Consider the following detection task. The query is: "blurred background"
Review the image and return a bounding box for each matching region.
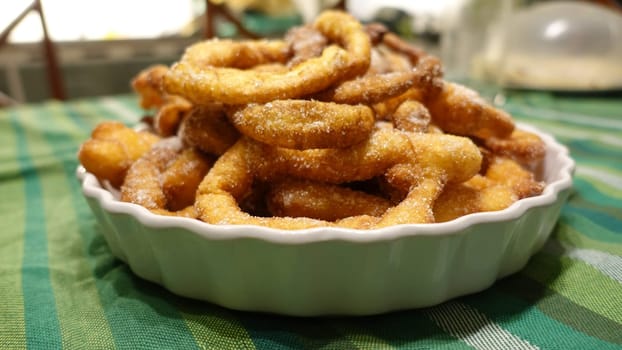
[1,0,621,105]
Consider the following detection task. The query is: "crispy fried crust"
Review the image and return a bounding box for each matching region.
[81,11,548,228]
[120,139,212,217]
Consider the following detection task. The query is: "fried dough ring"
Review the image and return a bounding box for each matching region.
[131,65,192,137]
[312,71,418,105]
[164,11,371,105]
[365,23,390,45]
[318,50,443,108]
[181,38,290,68]
[248,127,414,184]
[78,121,160,188]
[372,87,426,120]
[426,82,515,139]
[227,100,375,149]
[363,54,441,131]
[390,99,431,133]
[382,32,428,65]
[433,156,544,222]
[368,32,445,97]
[284,25,327,67]
[178,105,240,155]
[267,179,392,221]
[368,45,412,75]
[120,138,212,217]
[312,10,371,79]
[131,64,169,109]
[195,127,481,229]
[164,46,350,105]
[153,95,193,137]
[161,147,214,212]
[485,157,545,199]
[433,175,517,223]
[482,129,546,167]
[382,131,484,195]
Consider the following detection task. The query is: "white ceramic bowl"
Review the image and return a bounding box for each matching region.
[77,123,574,316]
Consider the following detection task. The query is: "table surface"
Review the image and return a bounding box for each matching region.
[0,91,621,349]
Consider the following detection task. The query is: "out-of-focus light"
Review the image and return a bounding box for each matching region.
[1,0,195,42]
[543,19,568,40]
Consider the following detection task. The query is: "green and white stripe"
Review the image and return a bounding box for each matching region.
[0,92,620,349]
[425,302,539,350]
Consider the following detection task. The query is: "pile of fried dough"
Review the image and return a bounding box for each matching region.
[78,10,546,230]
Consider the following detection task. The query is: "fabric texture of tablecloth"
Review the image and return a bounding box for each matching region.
[0,92,620,349]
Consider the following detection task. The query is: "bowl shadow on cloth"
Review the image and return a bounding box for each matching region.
[86,223,566,347]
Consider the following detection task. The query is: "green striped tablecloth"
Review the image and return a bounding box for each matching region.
[1,92,620,349]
